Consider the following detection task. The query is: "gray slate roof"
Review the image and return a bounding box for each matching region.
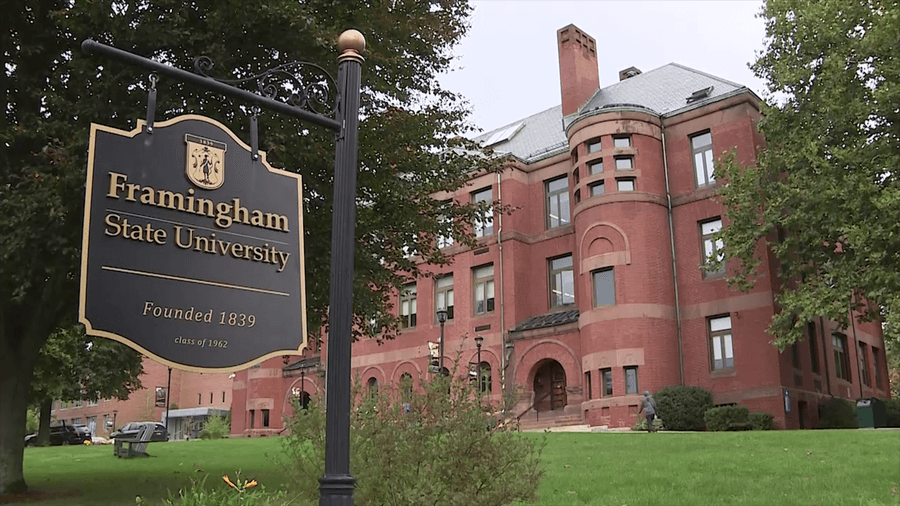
[512,309,580,332]
[474,63,749,163]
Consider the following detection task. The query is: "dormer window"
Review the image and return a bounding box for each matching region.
[687,86,714,104]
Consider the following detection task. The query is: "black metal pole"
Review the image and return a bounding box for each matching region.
[439,321,445,375]
[319,30,364,506]
[165,367,172,436]
[477,343,482,393]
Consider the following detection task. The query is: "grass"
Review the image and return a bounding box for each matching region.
[12,430,900,506]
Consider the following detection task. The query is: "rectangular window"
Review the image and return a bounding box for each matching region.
[615,157,633,170]
[473,264,495,315]
[437,200,454,249]
[209,392,213,404]
[613,136,631,148]
[592,268,616,307]
[585,371,592,400]
[601,368,613,397]
[435,275,454,321]
[545,176,571,229]
[549,255,575,307]
[691,131,715,187]
[87,399,98,406]
[624,367,638,395]
[74,400,83,407]
[587,138,602,153]
[222,392,226,403]
[574,189,581,204]
[700,218,725,276]
[616,178,635,192]
[262,409,270,428]
[197,393,201,405]
[590,181,605,197]
[709,315,734,370]
[808,321,820,373]
[833,333,850,381]
[571,148,579,164]
[573,168,580,184]
[472,187,493,237]
[791,343,801,369]
[872,347,883,389]
[250,410,255,429]
[399,283,417,329]
[859,342,871,387]
[589,160,603,175]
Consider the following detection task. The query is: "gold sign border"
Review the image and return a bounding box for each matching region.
[79,114,309,373]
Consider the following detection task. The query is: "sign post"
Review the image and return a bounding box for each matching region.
[81,30,365,505]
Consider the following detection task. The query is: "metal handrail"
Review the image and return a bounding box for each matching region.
[517,390,552,423]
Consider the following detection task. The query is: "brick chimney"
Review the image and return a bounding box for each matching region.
[557,24,599,116]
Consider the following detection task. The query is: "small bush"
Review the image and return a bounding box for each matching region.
[199,414,231,439]
[704,405,750,431]
[654,385,714,431]
[818,398,857,429]
[884,398,900,427]
[631,417,665,432]
[282,358,545,506]
[749,412,775,430]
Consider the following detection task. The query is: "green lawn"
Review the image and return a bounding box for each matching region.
[10,430,900,506]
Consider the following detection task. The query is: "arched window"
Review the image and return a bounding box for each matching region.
[479,362,492,394]
[367,377,378,398]
[400,373,413,402]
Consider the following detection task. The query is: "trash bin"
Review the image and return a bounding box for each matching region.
[856,398,888,428]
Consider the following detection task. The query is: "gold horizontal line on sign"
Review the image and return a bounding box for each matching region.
[101,266,290,297]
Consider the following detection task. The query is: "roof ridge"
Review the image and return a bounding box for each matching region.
[666,62,747,89]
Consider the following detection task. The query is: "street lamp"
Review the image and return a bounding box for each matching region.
[112,409,117,432]
[474,336,484,393]
[436,308,448,375]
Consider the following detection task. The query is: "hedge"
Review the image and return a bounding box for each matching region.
[654,385,714,431]
[704,405,750,431]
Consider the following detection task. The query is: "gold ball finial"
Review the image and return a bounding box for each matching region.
[338,30,366,63]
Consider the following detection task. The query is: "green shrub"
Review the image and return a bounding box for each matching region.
[884,398,900,427]
[654,385,714,431]
[818,398,858,428]
[631,417,665,432]
[749,412,776,430]
[281,361,545,506]
[704,405,749,431]
[25,407,39,434]
[199,414,231,439]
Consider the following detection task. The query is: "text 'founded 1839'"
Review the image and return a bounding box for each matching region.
[80,115,307,371]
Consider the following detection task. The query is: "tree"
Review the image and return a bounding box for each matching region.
[714,0,900,348]
[29,325,144,446]
[1,0,491,494]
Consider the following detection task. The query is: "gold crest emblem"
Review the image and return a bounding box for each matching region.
[185,134,226,190]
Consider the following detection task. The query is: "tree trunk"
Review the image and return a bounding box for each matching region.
[37,399,52,447]
[0,353,34,495]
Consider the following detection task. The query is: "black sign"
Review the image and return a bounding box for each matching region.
[79,115,307,371]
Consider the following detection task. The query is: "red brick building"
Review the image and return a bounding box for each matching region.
[65,24,891,435]
[49,359,232,439]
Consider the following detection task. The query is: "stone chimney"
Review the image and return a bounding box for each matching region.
[557,24,599,117]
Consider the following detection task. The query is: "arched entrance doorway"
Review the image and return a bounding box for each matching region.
[532,359,567,412]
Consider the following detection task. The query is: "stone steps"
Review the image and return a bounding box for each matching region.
[517,412,585,432]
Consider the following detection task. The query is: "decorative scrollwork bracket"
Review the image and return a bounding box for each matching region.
[194,57,338,117]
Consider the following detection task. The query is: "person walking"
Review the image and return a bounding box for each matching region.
[637,390,658,432]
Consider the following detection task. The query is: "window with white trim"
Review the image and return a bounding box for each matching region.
[709,315,734,370]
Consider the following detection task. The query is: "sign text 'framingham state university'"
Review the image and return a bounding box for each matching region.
[79,115,308,371]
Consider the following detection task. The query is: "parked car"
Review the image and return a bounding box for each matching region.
[109,422,169,442]
[72,424,92,439]
[24,422,91,446]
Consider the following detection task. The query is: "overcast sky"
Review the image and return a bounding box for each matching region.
[439,0,769,134]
